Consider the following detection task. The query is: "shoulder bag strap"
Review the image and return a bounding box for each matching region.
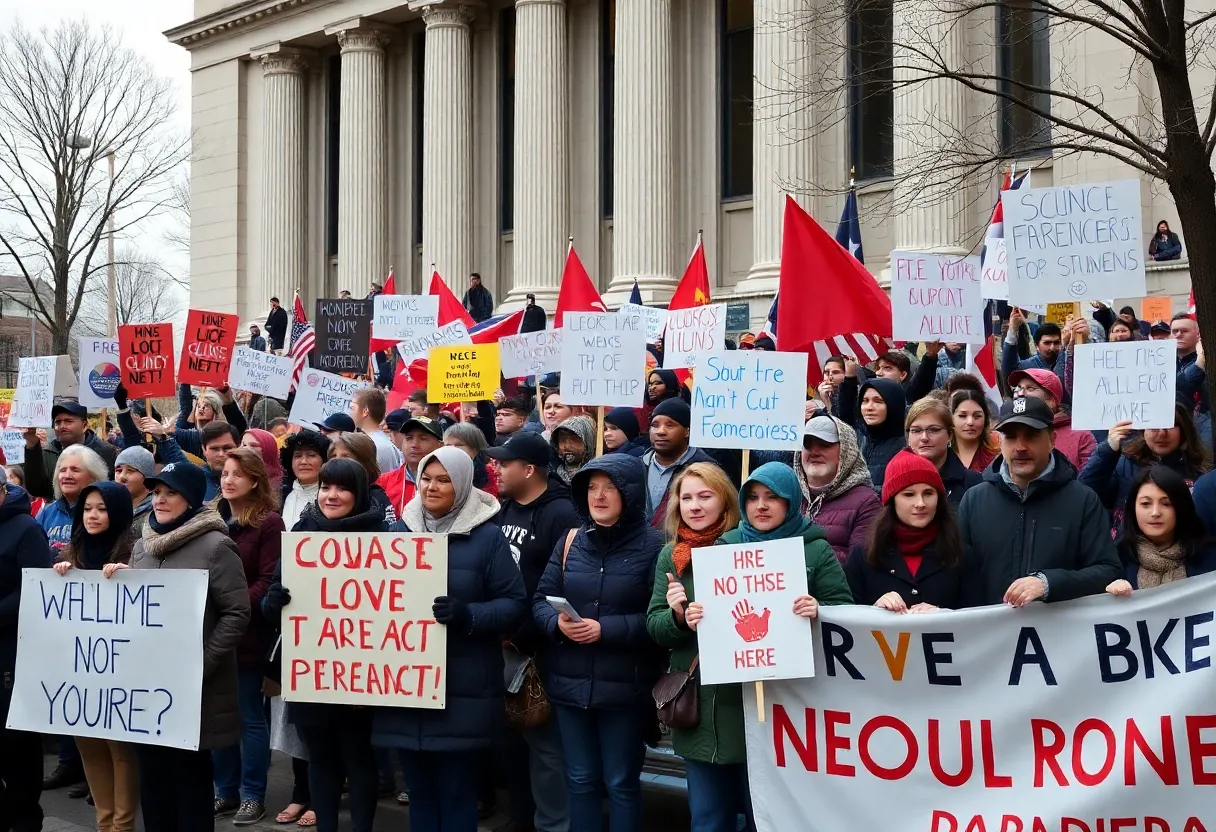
[561,528,577,571]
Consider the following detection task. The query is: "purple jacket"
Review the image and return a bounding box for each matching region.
[808,484,883,565]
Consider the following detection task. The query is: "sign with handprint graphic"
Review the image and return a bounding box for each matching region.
[691,538,815,685]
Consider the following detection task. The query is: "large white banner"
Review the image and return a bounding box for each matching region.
[77,338,120,409]
[6,569,207,750]
[690,351,808,451]
[744,579,1216,831]
[287,369,368,428]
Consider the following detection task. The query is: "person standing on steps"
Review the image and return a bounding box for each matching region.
[265,297,289,353]
[463,273,494,323]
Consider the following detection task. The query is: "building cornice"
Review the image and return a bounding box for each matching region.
[164,0,337,49]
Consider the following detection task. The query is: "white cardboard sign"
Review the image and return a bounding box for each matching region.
[619,303,668,343]
[560,312,647,408]
[664,304,727,370]
[287,369,369,428]
[396,321,472,364]
[691,538,814,686]
[1070,339,1177,429]
[691,351,808,451]
[1003,178,1146,304]
[373,295,440,342]
[499,329,563,379]
[1,431,25,463]
[980,238,1008,301]
[890,251,985,342]
[77,338,120,409]
[228,348,295,399]
[6,568,207,750]
[10,356,76,428]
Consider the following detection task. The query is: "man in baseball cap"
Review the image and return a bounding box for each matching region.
[315,413,356,437]
[1006,368,1095,471]
[378,416,444,516]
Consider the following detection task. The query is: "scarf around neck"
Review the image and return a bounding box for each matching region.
[892,520,938,558]
[1136,538,1187,589]
[672,519,727,577]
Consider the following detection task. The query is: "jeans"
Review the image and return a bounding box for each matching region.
[0,726,43,832]
[523,717,570,832]
[212,667,271,803]
[684,760,755,832]
[298,709,378,832]
[135,744,215,832]
[398,750,480,832]
[554,705,647,832]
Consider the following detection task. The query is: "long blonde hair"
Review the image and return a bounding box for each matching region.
[664,462,741,540]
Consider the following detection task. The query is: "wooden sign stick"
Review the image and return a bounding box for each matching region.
[596,406,605,457]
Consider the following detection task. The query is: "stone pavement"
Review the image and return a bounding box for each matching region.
[39,751,691,831]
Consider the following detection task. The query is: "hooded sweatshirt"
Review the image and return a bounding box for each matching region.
[66,482,135,570]
[550,415,597,484]
[795,415,884,563]
[839,377,908,491]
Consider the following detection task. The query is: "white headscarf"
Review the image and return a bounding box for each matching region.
[406,446,498,534]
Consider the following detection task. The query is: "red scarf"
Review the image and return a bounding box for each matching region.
[892,521,937,577]
[672,519,728,577]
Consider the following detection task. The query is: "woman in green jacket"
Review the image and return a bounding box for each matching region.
[646,461,853,831]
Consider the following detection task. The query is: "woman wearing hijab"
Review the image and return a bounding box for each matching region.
[241,428,284,493]
[837,375,908,491]
[533,455,664,832]
[604,407,649,456]
[52,482,138,832]
[442,422,500,498]
[550,415,597,485]
[795,413,883,563]
[375,447,526,832]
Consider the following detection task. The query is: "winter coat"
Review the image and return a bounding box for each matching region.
[939,449,983,506]
[1122,543,1216,588]
[266,304,289,349]
[0,487,54,687]
[374,492,527,752]
[1078,442,1201,538]
[463,284,495,322]
[376,464,415,519]
[248,334,267,352]
[220,506,285,668]
[845,543,976,609]
[795,413,882,563]
[838,377,908,492]
[280,479,318,531]
[1178,351,1210,418]
[37,497,76,554]
[1190,469,1216,536]
[369,483,400,528]
[533,455,665,711]
[958,451,1122,605]
[1051,411,1096,473]
[521,304,548,334]
[1149,231,1182,261]
[131,508,250,750]
[131,493,154,537]
[23,430,118,500]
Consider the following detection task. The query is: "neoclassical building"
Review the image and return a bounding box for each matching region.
[167,0,1193,330]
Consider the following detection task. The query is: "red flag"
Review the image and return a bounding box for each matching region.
[669,237,710,311]
[471,309,525,344]
[368,267,399,353]
[554,245,606,327]
[777,196,892,386]
[1189,288,1196,318]
[428,271,476,329]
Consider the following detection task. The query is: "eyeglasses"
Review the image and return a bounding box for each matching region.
[907,426,947,438]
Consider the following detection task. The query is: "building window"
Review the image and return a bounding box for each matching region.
[413,32,425,247]
[721,0,753,200]
[501,9,516,233]
[601,0,614,219]
[847,0,894,180]
[325,55,341,257]
[998,1,1050,155]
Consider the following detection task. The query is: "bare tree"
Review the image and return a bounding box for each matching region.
[162,170,191,262]
[0,20,189,353]
[73,248,185,338]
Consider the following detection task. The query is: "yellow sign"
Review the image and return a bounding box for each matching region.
[1141,296,1172,324]
[427,343,501,403]
[1045,303,1080,325]
[0,389,13,428]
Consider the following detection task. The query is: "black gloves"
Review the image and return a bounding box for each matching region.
[113,383,128,411]
[262,584,291,623]
[432,595,470,630]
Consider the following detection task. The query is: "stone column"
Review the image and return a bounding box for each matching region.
[605,0,676,305]
[253,46,310,311]
[504,0,568,310]
[419,3,475,289]
[738,0,816,293]
[327,20,390,294]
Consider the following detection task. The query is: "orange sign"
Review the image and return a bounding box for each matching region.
[1141,296,1172,324]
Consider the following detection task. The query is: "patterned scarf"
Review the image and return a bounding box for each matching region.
[672,519,727,577]
[1135,539,1187,589]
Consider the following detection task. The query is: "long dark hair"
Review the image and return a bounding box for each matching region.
[1117,465,1210,565]
[1122,401,1212,477]
[863,496,965,570]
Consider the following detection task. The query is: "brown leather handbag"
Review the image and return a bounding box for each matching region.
[653,655,700,729]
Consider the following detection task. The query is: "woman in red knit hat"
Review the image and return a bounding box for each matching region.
[844,450,974,612]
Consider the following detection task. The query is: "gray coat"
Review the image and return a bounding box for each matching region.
[131,508,249,750]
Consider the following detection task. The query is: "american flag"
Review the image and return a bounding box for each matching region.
[289,291,315,390]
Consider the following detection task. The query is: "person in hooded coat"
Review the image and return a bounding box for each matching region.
[603,407,649,457]
[550,415,597,485]
[533,455,664,832]
[240,428,284,494]
[52,482,139,832]
[0,482,55,832]
[837,376,908,492]
[279,430,330,529]
[640,369,683,428]
[796,413,884,563]
[375,447,527,832]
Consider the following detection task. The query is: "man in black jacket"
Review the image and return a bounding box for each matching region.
[520,293,547,333]
[958,397,1121,606]
[462,273,494,323]
[265,297,289,352]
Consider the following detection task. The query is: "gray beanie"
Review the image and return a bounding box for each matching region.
[114,445,155,479]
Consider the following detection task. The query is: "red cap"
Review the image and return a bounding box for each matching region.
[1007,368,1063,406]
[881,449,946,505]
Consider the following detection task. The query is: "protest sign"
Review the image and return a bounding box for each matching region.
[560,312,647,407]
[891,252,985,342]
[228,347,294,399]
[499,329,562,379]
[691,538,813,686]
[77,338,121,409]
[1070,340,1176,429]
[1003,179,1145,305]
[9,356,74,428]
[427,344,501,403]
[288,369,368,428]
[178,309,238,387]
[691,351,808,451]
[397,320,472,363]
[0,430,24,463]
[6,569,206,750]
[373,295,440,342]
[979,238,1008,300]
[743,577,1216,831]
[118,323,175,399]
[1044,302,1080,326]
[1141,296,1172,323]
[619,302,668,343]
[664,304,727,369]
[280,532,448,708]
[0,388,12,427]
[314,298,372,374]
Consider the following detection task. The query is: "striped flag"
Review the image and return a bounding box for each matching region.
[289,291,315,391]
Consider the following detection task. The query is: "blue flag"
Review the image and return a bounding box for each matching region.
[628,279,643,306]
[835,190,864,264]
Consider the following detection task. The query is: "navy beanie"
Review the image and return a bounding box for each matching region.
[651,398,691,429]
[605,407,640,441]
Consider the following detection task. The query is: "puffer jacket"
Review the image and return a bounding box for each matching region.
[1051,410,1096,473]
[838,377,908,491]
[36,497,75,554]
[533,455,664,710]
[795,414,882,563]
[131,508,249,750]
